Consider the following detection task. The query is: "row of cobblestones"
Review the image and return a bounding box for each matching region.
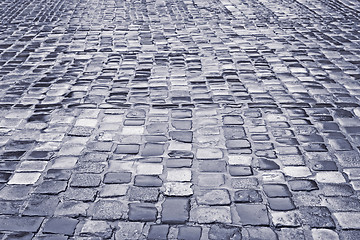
[1,0,360,239]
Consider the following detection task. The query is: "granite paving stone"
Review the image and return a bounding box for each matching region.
[42,217,79,235]
[1,0,360,236]
[115,222,145,240]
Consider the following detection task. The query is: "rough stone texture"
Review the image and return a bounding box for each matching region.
[116,222,144,240]
[190,206,232,224]
[1,0,360,237]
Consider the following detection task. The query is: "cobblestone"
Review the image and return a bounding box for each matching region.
[0,0,360,237]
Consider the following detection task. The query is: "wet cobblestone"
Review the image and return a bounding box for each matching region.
[0,0,360,238]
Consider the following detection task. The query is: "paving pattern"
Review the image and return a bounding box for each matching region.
[1,0,360,239]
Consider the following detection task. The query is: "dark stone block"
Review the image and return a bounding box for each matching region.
[115,144,140,154]
[289,180,319,191]
[43,217,79,235]
[236,204,269,225]
[229,166,253,176]
[23,195,59,216]
[134,175,162,187]
[169,131,193,143]
[0,216,44,232]
[263,184,292,197]
[161,197,189,224]
[148,225,169,240]
[129,203,157,222]
[268,197,296,211]
[104,172,132,184]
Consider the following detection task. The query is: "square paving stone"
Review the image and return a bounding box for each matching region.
[320,183,353,197]
[171,109,192,118]
[87,141,114,152]
[226,139,251,149]
[178,226,202,240]
[8,172,41,185]
[124,119,145,126]
[80,152,109,162]
[289,180,319,191]
[128,186,159,202]
[141,143,165,156]
[196,148,223,159]
[161,197,189,224]
[223,115,244,125]
[263,184,292,197]
[0,216,44,232]
[68,126,93,137]
[129,203,157,222]
[104,172,132,184]
[169,131,193,143]
[197,189,231,206]
[91,200,127,220]
[3,232,34,240]
[299,206,335,228]
[243,227,277,240]
[81,220,112,238]
[163,182,193,196]
[172,120,192,130]
[231,177,259,189]
[0,161,18,171]
[115,222,144,240]
[208,225,241,240]
[190,206,232,224]
[148,224,169,240]
[43,217,79,235]
[70,173,101,187]
[229,165,253,176]
[0,172,12,183]
[0,201,22,215]
[199,160,226,172]
[323,197,360,211]
[258,158,280,170]
[315,172,346,183]
[134,175,162,187]
[146,122,168,134]
[334,212,360,229]
[23,195,59,216]
[34,180,67,194]
[234,189,263,203]
[137,163,163,175]
[51,157,78,169]
[63,187,97,201]
[223,126,246,139]
[311,229,339,240]
[0,185,32,200]
[167,169,192,182]
[100,184,128,197]
[54,201,89,217]
[197,174,225,187]
[18,161,47,172]
[236,204,270,225]
[115,144,140,154]
[268,197,296,211]
[271,210,302,227]
[311,161,338,171]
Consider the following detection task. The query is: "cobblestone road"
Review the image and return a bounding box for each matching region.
[1,0,360,239]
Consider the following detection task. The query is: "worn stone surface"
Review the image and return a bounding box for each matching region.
[0,0,360,237]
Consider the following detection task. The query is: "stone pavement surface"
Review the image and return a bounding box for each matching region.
[0,0,360,239]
